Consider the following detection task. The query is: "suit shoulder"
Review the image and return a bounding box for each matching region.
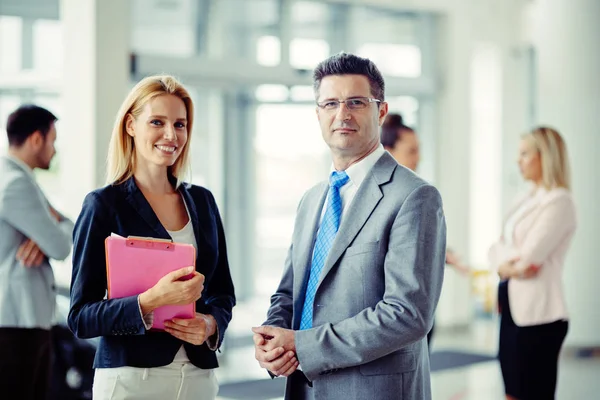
[544,188,574,207]
[0,167,32,191]
[302,181,328,203]
[80,183,126,214]
[547,187,572,199]
[389,166,439,196]
[87,183,121,201]
[306,180,328,195]
[182,182,211,195]
[0,168,38,206]
[182,182,215,203]
[289,181,326,213]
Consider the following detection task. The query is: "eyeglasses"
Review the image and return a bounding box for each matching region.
[317,97,382,111]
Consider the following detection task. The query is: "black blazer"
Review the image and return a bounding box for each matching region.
[68,177,235,369]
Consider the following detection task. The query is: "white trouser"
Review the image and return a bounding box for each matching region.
[92,361,218,400]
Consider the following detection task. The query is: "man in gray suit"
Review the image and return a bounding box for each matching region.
[253,53,446,400]
[0,105,74,399]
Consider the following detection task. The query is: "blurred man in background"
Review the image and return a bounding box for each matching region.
[0,105,74,400]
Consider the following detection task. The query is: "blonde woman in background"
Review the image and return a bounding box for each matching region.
[68,75,235,400]
[489,127,576,400]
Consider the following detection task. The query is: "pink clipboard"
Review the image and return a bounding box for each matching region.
[105,235,196,330]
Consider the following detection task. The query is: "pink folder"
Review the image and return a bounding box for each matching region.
[105,235,196,330]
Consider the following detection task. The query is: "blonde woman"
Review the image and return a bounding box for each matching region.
[489,127,576,400]
[68,75,235,400]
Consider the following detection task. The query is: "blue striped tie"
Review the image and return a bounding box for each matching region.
[299,170,349,330]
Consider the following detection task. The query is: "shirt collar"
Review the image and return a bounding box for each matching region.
[330,144,386,188]
[4,154,36,181]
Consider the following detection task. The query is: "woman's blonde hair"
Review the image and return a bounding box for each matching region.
[106,75,194,187]
[523,126,571,190]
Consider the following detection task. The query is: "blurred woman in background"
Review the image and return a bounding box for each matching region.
[380,113,420,172]
[381,113,469,348]
[488,126,576,400]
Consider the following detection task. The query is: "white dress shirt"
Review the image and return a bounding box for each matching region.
[319,144,386,224]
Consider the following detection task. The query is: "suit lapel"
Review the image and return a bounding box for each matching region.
[502,188,541,240]
[292,183,328,329]
[123,177,170,239]
[178,184,206,250]
[4,157,46,202]
[316,153,396,290]
[514,197,540,225]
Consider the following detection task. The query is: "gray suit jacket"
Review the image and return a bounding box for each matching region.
[264,152,446,400]
[0,156,74,329]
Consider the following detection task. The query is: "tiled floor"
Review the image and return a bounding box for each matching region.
[213,300,600,400]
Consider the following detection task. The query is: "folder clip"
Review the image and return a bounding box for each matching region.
[126,236,174,251]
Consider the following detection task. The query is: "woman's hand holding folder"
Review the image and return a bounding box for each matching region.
[139,266,205,315]
[164,313,217,346]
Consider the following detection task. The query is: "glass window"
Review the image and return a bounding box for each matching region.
[290,1,330,40]
[256,36,281,66]
[130,0,198,57]
[352,8,421,77]
[219,0,280,59]
[186,87,209,185]
[289,1,333,69]
[469,44,503,269]
[0,95,21,152]
[255,84,289,102]
[290,38,330,70]
[386,96,419,128]
[290,85,315,102]
[254,104,329,296]
[0,16,23,73]
[33,19,63,75]
[357,43,421,78]
[352,7,419,45]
